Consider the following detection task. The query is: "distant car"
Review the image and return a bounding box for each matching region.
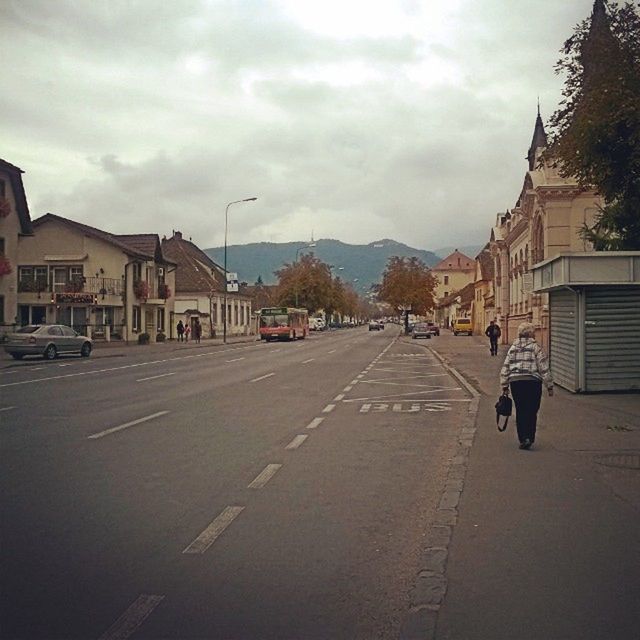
[453,318,473,336]
[368,320,383,331]
[412,323,432,339]
[427,322,440,336]
[3,324,93,360]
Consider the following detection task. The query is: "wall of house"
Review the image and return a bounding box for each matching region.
[0,170,22,330]
[434,270,474,300]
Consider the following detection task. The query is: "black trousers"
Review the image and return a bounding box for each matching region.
[489,337,499,355]
[510,379,542,443]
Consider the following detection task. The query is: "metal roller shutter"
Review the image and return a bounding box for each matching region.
[585,287,640,392]
[549,289,578,391]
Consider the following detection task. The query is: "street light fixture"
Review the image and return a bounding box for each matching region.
[294,243,316,307]
[223,197,257,344]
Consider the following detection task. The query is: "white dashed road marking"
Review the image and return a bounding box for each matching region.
[226,357,245,363]
[0,406,16,412]
[183,506,245,554]
[248,464,282,489]
[302,358,315,364]
[322,404,336,413]
[250,372,275,383]
[285,434,308,450]
[98,594,165,640]
[333,394,345,401]
[88,411,169,440]
[305,417,324,430]
[136,372,175,382]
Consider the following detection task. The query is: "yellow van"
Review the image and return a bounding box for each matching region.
[453,317,473,336]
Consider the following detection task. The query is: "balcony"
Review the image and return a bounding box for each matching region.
[18,277,123,296]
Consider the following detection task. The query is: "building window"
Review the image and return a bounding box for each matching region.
[0,180,5,197]
[0,237,5,254]
[157,308,165,332]
[0,295,4,324]
[133,263,142,281]
[132,306,141,332]
[444,291,449,297]
[444,275,449,285]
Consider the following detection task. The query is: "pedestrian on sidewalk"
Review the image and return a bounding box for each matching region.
[499,322,554,450]
[194,318,202,343]
[485,319,501,356]
[184,322,191,342]
[176,320,185,342]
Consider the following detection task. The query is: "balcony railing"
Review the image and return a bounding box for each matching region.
[18,277,123,296]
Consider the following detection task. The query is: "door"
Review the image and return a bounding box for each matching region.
[549,289,579,392]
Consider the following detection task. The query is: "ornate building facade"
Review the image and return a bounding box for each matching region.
[490,109,603,347]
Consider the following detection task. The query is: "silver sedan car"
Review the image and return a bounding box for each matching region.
[3,324,92,360]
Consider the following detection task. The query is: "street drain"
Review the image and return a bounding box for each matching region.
[594,453,640,470]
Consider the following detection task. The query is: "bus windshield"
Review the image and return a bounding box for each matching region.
[260,314,289,328]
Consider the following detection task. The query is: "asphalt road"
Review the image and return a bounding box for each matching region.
[1,327,472,639]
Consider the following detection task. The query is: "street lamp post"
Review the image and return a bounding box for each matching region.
[294,242,316,307]
[223,197,257,344]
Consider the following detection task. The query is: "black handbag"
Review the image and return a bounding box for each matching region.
[495,392,513,432]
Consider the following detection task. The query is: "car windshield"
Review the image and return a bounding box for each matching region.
[16,325,41,333]
[415,324,428,330]
[458,319,471,324]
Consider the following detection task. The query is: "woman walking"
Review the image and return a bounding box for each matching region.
[500,322,554,449]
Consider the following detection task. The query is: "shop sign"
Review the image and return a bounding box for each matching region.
[55,293,96,304]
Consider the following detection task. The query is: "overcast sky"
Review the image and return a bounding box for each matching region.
[2,0,597,250]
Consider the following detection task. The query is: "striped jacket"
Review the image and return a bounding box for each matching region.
[500,337,554,388]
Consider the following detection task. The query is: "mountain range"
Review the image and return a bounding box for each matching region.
[205,240,482,293]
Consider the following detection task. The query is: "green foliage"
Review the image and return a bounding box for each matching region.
[137,332,150,345]
[548,1,640,249]
[376,256,437,316]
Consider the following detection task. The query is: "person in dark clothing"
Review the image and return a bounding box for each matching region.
[194,318,202,343]
[500,322,554,449]
[176,320,185,342]
[485,320,502,356]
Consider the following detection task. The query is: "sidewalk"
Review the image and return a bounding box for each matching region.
[430,333,640,640]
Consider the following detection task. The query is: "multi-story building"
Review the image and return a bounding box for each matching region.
[471,244,495,335]
[17,213,176,342]
[432,249,475,327]
[161,231,253,338]
[490,108,602,346]
[0,159,34,335]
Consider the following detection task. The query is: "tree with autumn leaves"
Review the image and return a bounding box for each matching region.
[548,0,640,249]
[376,256,437,333]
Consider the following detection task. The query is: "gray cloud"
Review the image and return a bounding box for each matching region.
[1,0,598,251]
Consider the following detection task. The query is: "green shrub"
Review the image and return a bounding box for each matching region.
[156,331,166,342]
[138,332,150,345]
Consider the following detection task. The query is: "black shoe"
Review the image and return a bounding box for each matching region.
[519,439,532,450]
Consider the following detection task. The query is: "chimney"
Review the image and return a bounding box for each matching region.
[174,231,182,240]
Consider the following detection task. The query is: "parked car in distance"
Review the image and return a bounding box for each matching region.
[427,322,440,336]
[309,317,325,331]
[412,323,432,339]
[453,318,473,336]
[368,320,383,331]
[3,324,93,360]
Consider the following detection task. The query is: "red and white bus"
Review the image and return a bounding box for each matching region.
[259,307,309,341]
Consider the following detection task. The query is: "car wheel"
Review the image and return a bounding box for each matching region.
[10,353,24,360]
[44,344,57,360]
[80,342,92,357]
[454,331,458,336]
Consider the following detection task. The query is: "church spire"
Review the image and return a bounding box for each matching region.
[527,105,548,171]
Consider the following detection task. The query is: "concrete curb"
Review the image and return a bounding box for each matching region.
[399,342,481,639]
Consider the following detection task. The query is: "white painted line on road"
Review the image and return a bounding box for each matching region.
[270,349,281,353]
[136,372,176,382]
[350,379,359,385]
[248,464,282,489]
[183,506,245,554]
[0,406,16,412]
[343,385,353,392]
[225,357,245,363]
[98,594,165,640]
[88,411,169,440]
[285,434,309,450]
[322,404,336,413]
[357,374,364,378]
[333,393,345,401]
[58,363,72,367]
[306,417,324,430]
[30,367,44,371]
[302,358,315,364]
[250,372,275,383]
[327,349,336,354]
